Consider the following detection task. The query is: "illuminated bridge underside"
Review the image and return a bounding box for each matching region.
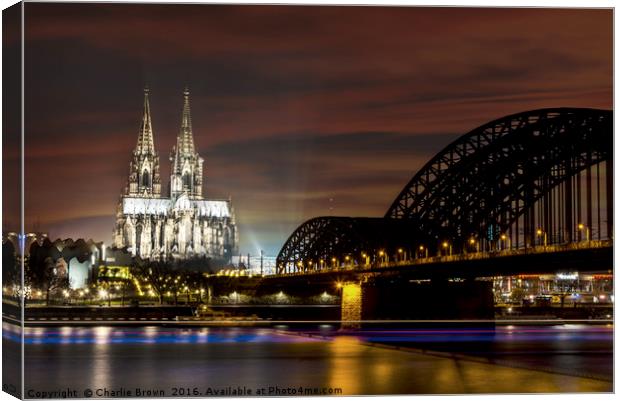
[277,108,612,274]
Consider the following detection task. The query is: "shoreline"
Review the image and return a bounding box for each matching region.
[3,314,613,328]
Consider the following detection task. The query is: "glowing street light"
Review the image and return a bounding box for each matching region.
[578,223,590,242]
[500,233,511,250]
[378,250,388,265]
[418,245,428,258]
[468,237,480,253]
[441,241,452,256]
[361,252,369,266]
[536,228,547,247]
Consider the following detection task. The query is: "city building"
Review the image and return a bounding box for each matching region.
[113,87,238,262]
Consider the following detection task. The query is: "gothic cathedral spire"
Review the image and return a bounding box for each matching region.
[170,86,204,199]
[179,86,195,155]
[125,86,161,197]
[135,86,155,155]
[114,85,237,261]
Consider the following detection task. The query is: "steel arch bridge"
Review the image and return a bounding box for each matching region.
[277,108,613,274]
[276,217,419,273]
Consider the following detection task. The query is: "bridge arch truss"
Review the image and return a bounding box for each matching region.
[277,108,613,274]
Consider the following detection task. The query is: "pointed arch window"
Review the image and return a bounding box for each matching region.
[182,172,192,189]
[141,170,151,189]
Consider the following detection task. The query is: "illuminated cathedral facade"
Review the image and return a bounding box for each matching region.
[113,87,238,261]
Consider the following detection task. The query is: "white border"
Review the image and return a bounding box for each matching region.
[0,2,616,401]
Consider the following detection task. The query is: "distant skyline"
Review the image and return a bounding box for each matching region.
[3,3,612,255]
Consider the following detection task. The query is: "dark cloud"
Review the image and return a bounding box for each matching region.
[16,3,612,255]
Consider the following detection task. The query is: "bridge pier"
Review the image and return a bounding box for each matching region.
[340,279,494,326]
[340,282,362,328]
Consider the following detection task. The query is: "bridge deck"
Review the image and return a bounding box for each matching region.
[269,241,612,281]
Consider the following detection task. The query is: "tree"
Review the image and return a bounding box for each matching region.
[130,258,170,305]
[33,257,70,305]
[185,271,209,303]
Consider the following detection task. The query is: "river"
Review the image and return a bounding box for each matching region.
[2,322,613,397]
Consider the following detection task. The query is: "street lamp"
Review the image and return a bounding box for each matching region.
[442,241,452,256]
[536,228,547,247]
[418,245,428,258]
[500,234,511,250]
[378,250,387,265]
[578,223,590,242]
[468,237,480,253]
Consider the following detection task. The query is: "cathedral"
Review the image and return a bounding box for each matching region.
[113,87,238,262]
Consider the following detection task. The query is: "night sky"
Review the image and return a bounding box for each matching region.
[5,3,612,256]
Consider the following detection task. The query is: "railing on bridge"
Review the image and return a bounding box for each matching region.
[272,240,612,277]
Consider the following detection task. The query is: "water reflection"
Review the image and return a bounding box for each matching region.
[16,325,320,345]
[8,323,613,395]
[328,337,362,394]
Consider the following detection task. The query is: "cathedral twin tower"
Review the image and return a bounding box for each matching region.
[113,87,238,262]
